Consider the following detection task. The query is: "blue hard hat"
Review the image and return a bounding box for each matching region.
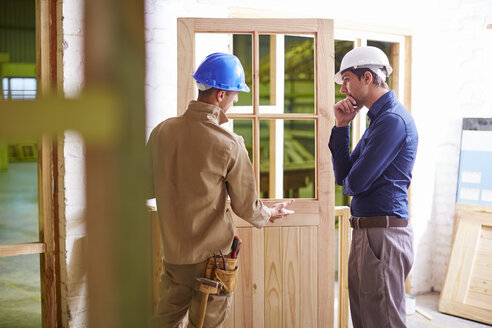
[192,53,250,93]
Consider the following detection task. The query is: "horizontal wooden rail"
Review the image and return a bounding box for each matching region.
[227,113,318,120]
[0,242,46,258]
[335,206,351,328]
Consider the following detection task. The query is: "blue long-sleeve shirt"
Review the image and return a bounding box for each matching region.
[328,90,418,219]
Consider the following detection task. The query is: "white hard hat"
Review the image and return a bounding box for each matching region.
[334,46,392,85]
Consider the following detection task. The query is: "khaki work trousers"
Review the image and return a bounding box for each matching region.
[348,226,414,328]
[152,260,232,328]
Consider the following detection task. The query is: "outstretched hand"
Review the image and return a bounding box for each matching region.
[269,199,295,223]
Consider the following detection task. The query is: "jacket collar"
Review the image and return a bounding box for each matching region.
[184,100,229,125]
[367,90,397,122]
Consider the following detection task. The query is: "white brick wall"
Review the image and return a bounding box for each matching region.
[410,0,492,293]
[61,0,87,326]
[59,0,492,325]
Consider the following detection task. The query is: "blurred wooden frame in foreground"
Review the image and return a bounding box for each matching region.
[1,0,151,327]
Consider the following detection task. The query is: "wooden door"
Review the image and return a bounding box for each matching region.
[177,18,335,327]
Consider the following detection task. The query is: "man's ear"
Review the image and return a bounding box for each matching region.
[363,71,373,84]
[216,90,226,102]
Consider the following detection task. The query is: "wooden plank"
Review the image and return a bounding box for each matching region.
[177,18,196,116]
[300,226,317,327]
[442,219,481,303]
[37,0,57,325]
[253,32,260,192]
[390,43,400,98]
[269,120,276,198]
[316,18,335,328]
[0,95,120,144]
[265,227,283,328]
[231,199,320,227]
[465,227,492,310]
[234,227,251,328]
[84,0,151,326]
[227,113,318,120]
[0,243,46,258]
[439,300,492,325]
[403,36,412,114]
[192,18,319,33]
[282,227,300,328]
[252,228,265,327]
[38,134,56,328]
[335,206,351,328]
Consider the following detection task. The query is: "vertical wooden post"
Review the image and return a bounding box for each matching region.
[84,0,151,326]
[36,0,57,326]
[317,18,335,328]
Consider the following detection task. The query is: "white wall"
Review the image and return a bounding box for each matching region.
[410,0,492,293]
[60,0,492,325]
[61,0,87,326]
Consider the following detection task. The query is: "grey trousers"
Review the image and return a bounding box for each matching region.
[152,260,232,328]
[348,226,414,328]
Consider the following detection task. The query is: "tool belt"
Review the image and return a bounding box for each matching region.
[350,216,408,229]
[203,256,238,294]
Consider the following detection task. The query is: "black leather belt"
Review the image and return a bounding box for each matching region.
[350,216,408,229]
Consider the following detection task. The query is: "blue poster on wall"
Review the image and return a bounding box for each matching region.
[456,118,492,206]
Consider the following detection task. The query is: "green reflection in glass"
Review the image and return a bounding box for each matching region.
[0,254,42,327]
[232,119,253,164]
[284,36,314,114]
[259,35,272,106]
[259,120,270,198]
[283,120,315,198]
[233,34,253,106]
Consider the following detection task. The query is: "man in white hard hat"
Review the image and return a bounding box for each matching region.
[147,53,295,327]
[329,46,418,328]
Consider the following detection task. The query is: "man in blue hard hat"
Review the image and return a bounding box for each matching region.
[147,53,295,327]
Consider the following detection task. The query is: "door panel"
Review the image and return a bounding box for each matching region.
[178,18,335,327]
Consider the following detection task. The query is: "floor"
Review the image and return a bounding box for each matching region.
[1,162,491,327]
[0,162,41,328]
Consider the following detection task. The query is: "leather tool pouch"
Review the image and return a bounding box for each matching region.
[204,257,238,294]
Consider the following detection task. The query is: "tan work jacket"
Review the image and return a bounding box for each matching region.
[147,100,270,264]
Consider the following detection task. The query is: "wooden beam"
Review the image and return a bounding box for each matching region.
[335,206,351,328]
[253,31,261,192]
[177,18,196,115]
[316,18,336,328]
[0,95,120,144]
[0,243,46,258]
[191,18,320,33]
[227,113,318,120]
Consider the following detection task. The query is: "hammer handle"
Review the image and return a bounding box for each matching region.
[196,292,209,328]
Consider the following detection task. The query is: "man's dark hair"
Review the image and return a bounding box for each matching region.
[342,67,389,89]
[198,87,232,98]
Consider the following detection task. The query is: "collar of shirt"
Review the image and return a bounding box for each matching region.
[184,100,229,125]
[367,90,398,122]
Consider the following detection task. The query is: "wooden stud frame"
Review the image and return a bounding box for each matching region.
[177,18,335,328]
[0,1,58,327]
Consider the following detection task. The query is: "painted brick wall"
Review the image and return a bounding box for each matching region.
[61,0,87,326]
[410,0,492,293]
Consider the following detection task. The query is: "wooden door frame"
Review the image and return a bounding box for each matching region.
[177,18,335,327]
[0,1,59,327]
